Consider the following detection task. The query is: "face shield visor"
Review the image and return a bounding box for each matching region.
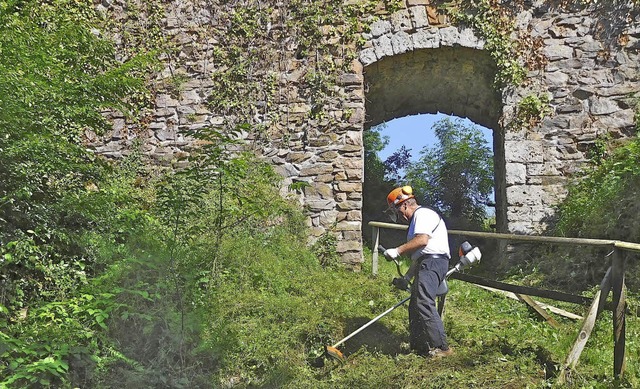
[384,203,403,223]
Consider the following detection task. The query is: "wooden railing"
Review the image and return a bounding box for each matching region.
[368,221,640,381]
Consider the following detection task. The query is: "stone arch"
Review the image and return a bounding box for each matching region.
[359,20,508,233]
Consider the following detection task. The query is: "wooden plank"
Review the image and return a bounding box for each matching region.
[558,289,602,384]
[597,267,612,316]
[368,221,640,254]
[516,294,560,328]
[474,284,582,320]
[451,272,593,306]
[372,226,380,277]
[611,250,626,378]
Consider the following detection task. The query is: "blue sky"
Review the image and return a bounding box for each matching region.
[375,113,493,161]
[375,113,496,213]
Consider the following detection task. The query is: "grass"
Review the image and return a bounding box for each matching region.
[201,244,639,388]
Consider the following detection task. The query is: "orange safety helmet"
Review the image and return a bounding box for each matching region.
[386,186,415,208]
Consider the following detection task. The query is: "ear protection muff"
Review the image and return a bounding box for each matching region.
[387,186,415,208]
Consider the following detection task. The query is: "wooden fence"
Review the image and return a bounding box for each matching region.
[369,221,640,381]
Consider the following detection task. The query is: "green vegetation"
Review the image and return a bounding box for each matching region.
[405,118,494,230]
[515,94,553,130]
[442,0,530,87]
[554,137,640,242]
[1,0,639,387]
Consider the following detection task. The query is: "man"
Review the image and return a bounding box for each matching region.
[383,185,453,358]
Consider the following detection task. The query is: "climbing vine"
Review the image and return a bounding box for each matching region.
[514,93,553,130]
[441,0,529,88]
[198,0,383,147]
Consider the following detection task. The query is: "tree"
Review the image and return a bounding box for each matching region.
[0,0,150,311]
[362,125,396,238]
[384,145,412,183]
[405,117,493,229]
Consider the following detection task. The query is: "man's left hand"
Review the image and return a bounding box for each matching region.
[383,248,400,261]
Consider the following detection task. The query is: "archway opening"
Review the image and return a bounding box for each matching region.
[362,46,505,247]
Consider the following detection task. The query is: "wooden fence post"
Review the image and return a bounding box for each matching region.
[558,267,612,384]
[372,226,380,277]
[611,248,626,379]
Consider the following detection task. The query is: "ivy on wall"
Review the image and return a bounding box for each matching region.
[174,0,384,148]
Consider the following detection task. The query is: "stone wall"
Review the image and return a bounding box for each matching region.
[88,0,640,266]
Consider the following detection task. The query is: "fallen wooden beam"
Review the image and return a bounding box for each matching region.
[517,293,561,328]
[451,272,593,306]
[473,284,583,320]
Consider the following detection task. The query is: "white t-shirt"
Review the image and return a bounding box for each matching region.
[407,207,451,261]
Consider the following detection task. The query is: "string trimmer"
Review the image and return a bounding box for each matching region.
[320,242,482,364]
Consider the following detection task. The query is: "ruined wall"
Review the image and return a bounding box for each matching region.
[87,0,640,266]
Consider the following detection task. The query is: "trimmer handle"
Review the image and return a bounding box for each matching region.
[378,245,395,262]
[377,245,405,278]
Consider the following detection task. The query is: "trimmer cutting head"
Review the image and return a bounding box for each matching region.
[325,345,345,362]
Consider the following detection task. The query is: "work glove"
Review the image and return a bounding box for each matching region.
[392,277,410,291]
[383,248,400,261]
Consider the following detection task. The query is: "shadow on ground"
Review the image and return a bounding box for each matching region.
[339,317,406,358]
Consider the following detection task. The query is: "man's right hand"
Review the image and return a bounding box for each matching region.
[383,248,399,261]
[392,277,410,291]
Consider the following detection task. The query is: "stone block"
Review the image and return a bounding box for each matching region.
[340,251,363,265]
[505,163,526,185]
[337,240,361,253]
[407,0,430,5]
[346,210,362,221]
[337,181,362,192]
[337,200,361,211]
[504,140,544,163]
[544,71,570,87]
[373,35,394,59]
[317,150,339,161]
[306,199,336,212]
[370,20,392,37]
[286,151,313,163]
[337,73,364,85]
[156,94,179,107]
[390,10,412,32]
[439,26,460,46]
[592,109,635,130]
[319,210,339,226]
[409,6,429,29]
[305,182,333,199]
[347,191,362,200]
[336,220,361,231]
[506,185,545,206]
[544,44,574,60]
[345,169,363,179]
[412,28,439,49]
[459,27,482,49]
[589,97,620,115]
[342,230,362,240]
[391,31,414,55]
[299,164,333,177]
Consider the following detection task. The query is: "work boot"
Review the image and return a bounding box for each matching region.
[428,347,454,359]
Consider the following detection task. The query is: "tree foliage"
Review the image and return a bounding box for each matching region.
[0,0,153,386]
[362,125,395,233]
[0,0,150,310]
[554,136,640,242]
[384,145,412,184]
[405,117,494,229]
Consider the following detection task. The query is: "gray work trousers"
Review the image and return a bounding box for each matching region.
[408,254,449,354]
